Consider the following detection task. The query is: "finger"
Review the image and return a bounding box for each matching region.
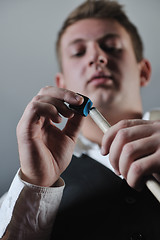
[119,135,158,179]
[101,119,152,156]
[127,150,160,190]
[63,113,84,141]
[153,173,160,183]
[108,124,155,174]
[32,95,75,119]
[24,101,62,125]
[38,86,84,105]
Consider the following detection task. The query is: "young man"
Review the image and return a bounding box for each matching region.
[1,0,160,239]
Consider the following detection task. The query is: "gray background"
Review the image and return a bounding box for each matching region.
[0,0,160,196]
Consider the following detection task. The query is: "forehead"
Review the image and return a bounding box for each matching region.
[61,18,131,47]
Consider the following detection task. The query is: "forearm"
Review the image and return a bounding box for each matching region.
[0,170,64,240]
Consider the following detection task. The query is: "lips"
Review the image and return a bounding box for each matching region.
[88,72,113,86]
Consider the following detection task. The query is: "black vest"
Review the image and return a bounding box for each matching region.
[52,154,160,240]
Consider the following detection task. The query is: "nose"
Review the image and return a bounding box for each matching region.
[88,43,108,69]
[98,55,107,66]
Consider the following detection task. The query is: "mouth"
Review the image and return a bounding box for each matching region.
[88,72,113,86]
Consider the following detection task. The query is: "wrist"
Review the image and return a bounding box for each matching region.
[20,169,60,187]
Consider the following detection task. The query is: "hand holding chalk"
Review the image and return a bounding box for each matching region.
[69,93,160,203]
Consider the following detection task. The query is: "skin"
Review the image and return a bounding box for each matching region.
[57,19,148,118]
[17,88,84,186]
[56,19,151,144]
[16,18,160,192]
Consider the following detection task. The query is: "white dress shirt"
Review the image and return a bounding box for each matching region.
[0,111,155,239]
[0,170,64,239]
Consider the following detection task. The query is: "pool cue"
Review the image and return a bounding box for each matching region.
[89,107,160,203]
[69,94,160,202]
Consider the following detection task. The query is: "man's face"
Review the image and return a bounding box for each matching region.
[56,18,145,112]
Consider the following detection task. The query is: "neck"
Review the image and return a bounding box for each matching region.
[81,108,143,146]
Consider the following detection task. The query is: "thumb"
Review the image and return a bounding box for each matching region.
[62,113,84,141]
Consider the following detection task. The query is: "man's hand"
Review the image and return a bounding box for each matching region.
[101,119,160,190]
[17,87,84,187]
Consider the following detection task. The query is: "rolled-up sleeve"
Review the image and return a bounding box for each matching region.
[0,169,64,240]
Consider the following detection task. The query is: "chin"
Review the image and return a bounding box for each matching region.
[89,89,114,109]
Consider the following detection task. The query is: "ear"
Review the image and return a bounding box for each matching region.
[139,59,152,87]
[55,72,66,88]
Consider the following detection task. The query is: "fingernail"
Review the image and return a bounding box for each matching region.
[101,147,106,155]
[114,170,121,176]
[75,94,84,103]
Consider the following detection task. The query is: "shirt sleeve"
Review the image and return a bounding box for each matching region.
[0,169,64,240]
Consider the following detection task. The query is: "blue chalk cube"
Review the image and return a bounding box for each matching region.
[69,94,93,117]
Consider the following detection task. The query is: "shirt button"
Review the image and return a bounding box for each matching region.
[130,232,145,240]
[125,195,136,204]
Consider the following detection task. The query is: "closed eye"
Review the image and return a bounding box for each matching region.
[99,35,123,56]
[103,46,122,54]
[72,49,86,57]
[99,43,122,57]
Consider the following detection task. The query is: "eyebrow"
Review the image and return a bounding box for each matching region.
[99,33,121,41]
[68,33,121,46]
[68,38,85,46]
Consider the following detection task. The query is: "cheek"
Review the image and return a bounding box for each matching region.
[120,54,140,85]
[62,60,86,91]
[62,69,83,92]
